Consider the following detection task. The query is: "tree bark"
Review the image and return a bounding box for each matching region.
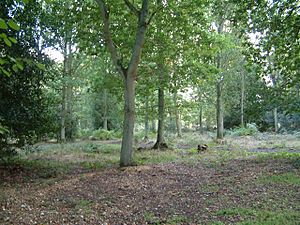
[66,42,74,141]
[216,18,224,140]
[241,72,245,128]
[197,87,203,133]
[216,80,224,139]
[153,64,167,149]
[274,107,278,133]
[120,74,135,166]
[60,40,68,143]
[144,95,149,139]
[103,89,108,130]
[173,91,182,137]
[96,0,150,166]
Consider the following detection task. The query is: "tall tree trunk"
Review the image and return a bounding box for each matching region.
[144,95,149,139]
[120,74,135,166]
[103,89,108,130]
[60,41,68,143]
[216,18,224,140]
[153,64,167,149]
[173,91,182,137]
[96,0,150,166]
[198,87,203,133]
[66,42,73,141]
[274,107,278,133]
[241,72,245,128]
[61,85,66,142]
[199,106,203,132]
[216,80,224,139]
[151,119,156,132]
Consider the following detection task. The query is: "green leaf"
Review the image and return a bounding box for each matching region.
[0,59,6,65]
[4,38,12,47]
[16,61,24,70]
[23,0,29,3]
[7,20,20,31]
[0,19,7,29]
[0,33,7,39]
[8,37,17,44]
[36,63,45,70]
[12,64,19,72]
[1,68,11,77]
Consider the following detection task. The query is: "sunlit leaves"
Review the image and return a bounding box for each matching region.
[7,19,20,31]
[0,18,8,29]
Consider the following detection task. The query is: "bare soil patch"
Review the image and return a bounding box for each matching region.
[1,157,299,224]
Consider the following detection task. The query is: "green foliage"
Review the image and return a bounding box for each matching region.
[231,123,258,136]
[91,129,121,140]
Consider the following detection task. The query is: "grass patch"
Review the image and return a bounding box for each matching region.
[75,199,93,211]
[143,211,161,224]
[259,172,300,185]
[135,150,179,165]
[216,207,300,225]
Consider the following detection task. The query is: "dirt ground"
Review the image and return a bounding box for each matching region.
[1,158,299,224]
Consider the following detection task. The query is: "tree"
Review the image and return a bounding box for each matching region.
[95,0,156,166]
[0,0,54,147]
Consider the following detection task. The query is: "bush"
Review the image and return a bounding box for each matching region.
[232,123,258,136]
[92,129,122,140]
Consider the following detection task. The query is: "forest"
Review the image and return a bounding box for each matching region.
[0,0,299,224]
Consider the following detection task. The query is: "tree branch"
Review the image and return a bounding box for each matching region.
[127,0,149,78]
[124,0,139,17]
[95,0,126,76]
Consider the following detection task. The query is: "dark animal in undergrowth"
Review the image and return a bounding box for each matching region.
[197,144,208,152]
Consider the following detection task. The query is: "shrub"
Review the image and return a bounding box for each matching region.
[232,123,258,136]
[92,129,122,140]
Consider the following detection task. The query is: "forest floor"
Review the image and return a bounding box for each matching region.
[0,133,299,224]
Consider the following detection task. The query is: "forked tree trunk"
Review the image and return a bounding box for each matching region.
[96,0,150,166]
[120,74,136,166]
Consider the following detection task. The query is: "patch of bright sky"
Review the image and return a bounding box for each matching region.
[44,47,64,62]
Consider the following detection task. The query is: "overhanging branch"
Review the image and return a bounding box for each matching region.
[124,0,139,17]
[95,0,126,76]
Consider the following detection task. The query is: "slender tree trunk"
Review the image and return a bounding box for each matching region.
[153,64,167,149]
[241,72,245,128]
[151,119,156,132]
[61,41,68,143]
[66,42,73,141]
[144,95,149,139]
[216,80,224,139]
[216,18,224,140]
[274,107,278,133]
[173,91,182,137]
[199,106,203,132]
[197,87,203,133]
[103,89,108,130]
[120,74,136,166]
[96,0,150,166]
[61,85,66,142]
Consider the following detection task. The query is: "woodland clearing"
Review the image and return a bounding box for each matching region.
[1,133,299,224]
